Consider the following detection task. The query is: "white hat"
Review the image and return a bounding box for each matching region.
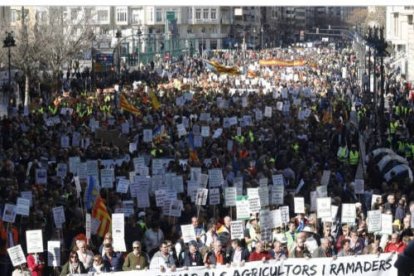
[138,211,146,218]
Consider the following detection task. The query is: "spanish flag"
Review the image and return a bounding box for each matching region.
[91,195,111,237]
[204,59,241,75]
[149,91,161,110]
[120,93,141,116]
[247,70,257,78]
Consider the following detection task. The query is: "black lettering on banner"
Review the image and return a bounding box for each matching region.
[372,260,379,271]
[277,265,284,276]
[354,262,363,274]
[241,269,250,276]
[233,270,241,276]
[262,267,269,276]
[269,266,279,276]
[309,265,317,276]
[292,265,301,275]
[329,263,338,276]
[251,267,258,276]
[220,272,227,276]
[302,265,310,276]
[346,262,355,274]
[364,261,372,272]
[322,264,325,275]
[385,258,392,270]
[285,264,293,275]
[337,263,345,275]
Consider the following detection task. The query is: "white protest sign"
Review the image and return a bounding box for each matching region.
[69,156,80,174]
[354,179,364,194]
[272,174,284,186]
[16,198,30,217]
[212,128,223,139]
[168,200,182,217]
[208,169,224,187]
[371,194,382,209]
[230,221,245,240]
[201,126,210,137]
[56,163,67,178]
[47,241,61,267]
[209,188,220,205]
[7,245,26,267]
[317,197,332,219]
[155,190,167,207]
[271,185,284,205]
[316,185,328,197]
[271,209,283,228]
[225,187,237,207]
[20,191,33,207]
[321,170,331,186]
[52,206,66,228]
[116,178,130,194]
[280,206,290,224]
[26,230,43,253]
[248,196,261,214]
[35,168,47,185]
[381,214,393,235]
[367,210,382,233]
[264,106,272,118]
[143,129,153,142]
[181,224,196,243]
[100,168,114,189]
[112,213,126,252]
[2,203,16,223]
[294,197,305,214]
[137,190,150,209]
[236,196,250,220]
[258,186,269,207]
[341,204,356,224]
[195,188,208,206]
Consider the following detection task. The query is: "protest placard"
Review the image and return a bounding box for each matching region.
[35,168,47,185]
[272,174,284,186]
[20,191,33,207]
[258,186,269,207]
[69,156,80,174]
[7,245,26,267]
[271,185,284,205]
[26,230,43,253]
[294,197,305,214]
[316,185,328,197]
[169,200,182,217]
[341,203,356,224]
[236,196,250,220]
[367,210,382,233]
[209,188,220,205]
[155,190,167,207]
[181,224,196,243]
[264,106,272,118]
[100,168,114,189]
[16,198,30,217]
[116,178,130,194]
[195,188,208,206]
[56,163,67,178]
[381,214,393,235]
[248,196,261,214]
[143,129,153,142]
[208,169,224,187]
[86,213,91,242]
[371,194,382,209]
[52,206,66,228]
[2,203,16,223]
[317,197,332,219]
[321,170,331,186]
[112,213,126,252]
[47,241,61,267]
[310,191,317,212]
[280,206,290,224]
[225,187,237,207]
[230,221,245,240]
[271,209,283,228]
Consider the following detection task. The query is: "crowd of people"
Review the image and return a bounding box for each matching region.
[0,41,414,276]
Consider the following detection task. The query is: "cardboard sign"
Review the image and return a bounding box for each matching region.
[225,187,237,207]
[317,197,332,219]
[264,106,272,118]
[181,224,196,243]
[2,203,16,223]
[381,214,392,235]
[209,188,220,205]
[341,203,356,224]
[143,129,153,142]
[26,230,44,253]
[367,210,382,233]
[208,169,224,187]
[294,197,305,214]
[271,209,283,228]
[271,185,284,205]
[16,198,30,217]
[116,178,130,194]
[280,206,290,224]
[100,169,114,189]
[7,245,26,267]
[47,241,61,267]
[236,196,250,220]
[52,206,66,228]
[230,221,245,240]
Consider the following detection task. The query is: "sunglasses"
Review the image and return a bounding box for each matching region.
[133,246,140,249]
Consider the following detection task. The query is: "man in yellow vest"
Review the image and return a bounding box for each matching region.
[337,143,349,164]
[349,144,360,169]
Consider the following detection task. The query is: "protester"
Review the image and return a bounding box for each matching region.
[122,241,148,271]
[75,239,94,271]
[204,240,228,267]
[229,239,250,264]
[149,241,177,271]
[60,251,87,275]
[179,241,204,267]
[88,254,110,274]
[102,244,123,272]
[26,252,45,276]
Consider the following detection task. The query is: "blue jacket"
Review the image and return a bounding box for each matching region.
[102,252,124,272]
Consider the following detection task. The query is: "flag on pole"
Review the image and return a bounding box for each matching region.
[120,93,141,116]
[203,60,241,75]
[149,91,161,110]
[91,195,111,237]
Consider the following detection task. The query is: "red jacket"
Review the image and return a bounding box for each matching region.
[384,242,406,254]
[27,254,45,276]
[248,250,272,262]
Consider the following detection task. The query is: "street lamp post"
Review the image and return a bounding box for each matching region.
[3,31,16,93]
[137,29,142,68]
[116,29,122,79]
[201,27,205,57]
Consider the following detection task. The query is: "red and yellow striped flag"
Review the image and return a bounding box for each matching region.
[149,91,161,110]
[120,93,141,116]
[91,196,111,237]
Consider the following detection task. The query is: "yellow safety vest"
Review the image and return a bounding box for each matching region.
[349,150,359,165]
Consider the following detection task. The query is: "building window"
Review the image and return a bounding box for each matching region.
[116,7,127,23]
[188,7,192,19]
[196,9,201,19]
[203,8,209,19]
[156,9,162,22]
[131,9,141,24]
[97,10,109,23]
[394,13,398,36]
[211,8,216,20]
[10,9,18,23]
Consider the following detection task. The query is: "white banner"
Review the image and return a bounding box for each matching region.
[75,253,397,276]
